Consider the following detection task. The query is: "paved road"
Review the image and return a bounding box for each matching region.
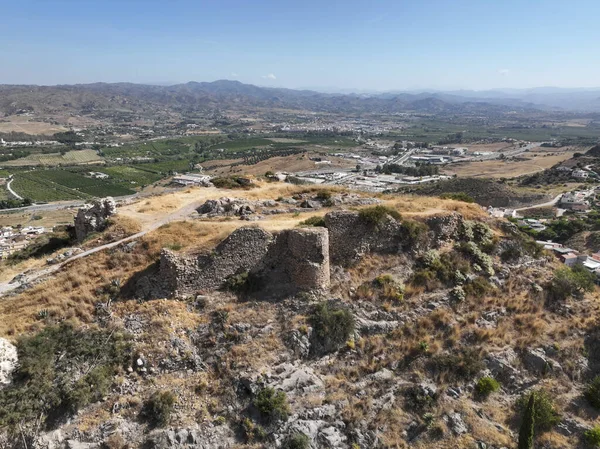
[6,179,23,200]
[0,198,204,297]
[514,193,564,211]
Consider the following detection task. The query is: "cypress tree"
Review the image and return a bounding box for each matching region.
[518,393,536,449]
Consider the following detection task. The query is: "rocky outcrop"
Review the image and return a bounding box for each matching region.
[74,197,117,242]
[425,213,464,244]
[0,338,17,388]
[137,226,329,298]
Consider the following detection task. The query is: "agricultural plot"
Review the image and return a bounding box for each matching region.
[33,170,135,197]
[10,169,135,202]
[98,166,163,186]
[3,150,103,167]
[11,174,87,202]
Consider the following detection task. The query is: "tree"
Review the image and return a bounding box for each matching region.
[518,393,535,449]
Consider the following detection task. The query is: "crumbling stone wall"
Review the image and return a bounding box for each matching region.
[157,227,273,296]
[74,197,117,242]
[137,226,330,298]
[257,227,330,296]
[137,209,465,299]
[324,211,405,266]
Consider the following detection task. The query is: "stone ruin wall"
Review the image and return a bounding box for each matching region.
[141,210,463,298]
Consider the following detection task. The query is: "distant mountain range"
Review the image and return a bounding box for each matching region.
[1,80,600,118]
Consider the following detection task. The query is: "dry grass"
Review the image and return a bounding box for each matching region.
[443,151,577,179]
[0,208,76,228]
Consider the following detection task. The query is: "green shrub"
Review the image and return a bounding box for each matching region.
[211,176,255,189]
[440,192,475,203]
[254,387,290,422]
[585,376,600,409]
[283,433,310,449]
[401,219,429,247]
[142,390,177,427]
[224,271,263,294]
[463,277,492,299]
[516,390,560,431]
[315,190,332,201]
[309,302,355,354]
[518,393,535,449]
[548,264,595,301]
[475,376,500,398]
[585,426,600,447]
[358,205,401,226]
[298,216,326,227]
[458,241,494,276]
[0,323,131,429]
[241,417,266,442]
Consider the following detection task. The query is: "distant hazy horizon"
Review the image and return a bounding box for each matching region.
[3,0,599,90]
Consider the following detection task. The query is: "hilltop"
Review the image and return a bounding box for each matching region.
[395,178,551,208]
[0,183,599,449]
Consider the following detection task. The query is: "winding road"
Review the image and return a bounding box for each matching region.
[6,178,23,200]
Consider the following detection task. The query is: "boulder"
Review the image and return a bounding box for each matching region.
[444,412,468,435]
[0,338,18,388]
[523,348,562,375]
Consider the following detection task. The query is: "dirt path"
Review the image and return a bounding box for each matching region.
[0,198,205,297]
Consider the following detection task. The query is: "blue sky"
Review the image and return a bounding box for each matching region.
[1,0,599,90]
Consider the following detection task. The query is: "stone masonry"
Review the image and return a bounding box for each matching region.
[74,197,117,242]
[137,209,461,299]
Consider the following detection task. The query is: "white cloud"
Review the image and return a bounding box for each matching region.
[498,68,510,76]
[230,72,239,78]
[262,73,277,80]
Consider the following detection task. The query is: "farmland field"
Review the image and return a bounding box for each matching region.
[10,169,135,202]
[3,149,103,167]
[98,166,163,186]
[11,173,88,202]
[443,151,578,178]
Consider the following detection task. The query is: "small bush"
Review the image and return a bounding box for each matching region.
[440,192,475,203]
[427,348,484,381]
[358,205,401,226]
[309,302,355,354]
[211,176,255,189]
[0,324,131,429]
[516,390,560,431]
[241,417,266,442]
[142,390,177,427]
[548,264,595,301]
[254,387,290,422]
[585,376,600,409]
[283,433,310,449]
[463,277,492,299]
[315,190,332,201]
[224,271,263,294]
[585,426,600,447]
[298,216,326,227]
[475,376,500,398]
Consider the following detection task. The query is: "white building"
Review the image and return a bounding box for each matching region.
[572,169,590,179]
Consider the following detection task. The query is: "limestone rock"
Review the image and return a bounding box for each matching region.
[0,338,18,388]
[523,348,562,375]
[444,412,468,435]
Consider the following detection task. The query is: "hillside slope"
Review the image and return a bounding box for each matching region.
[0,187,598,449]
